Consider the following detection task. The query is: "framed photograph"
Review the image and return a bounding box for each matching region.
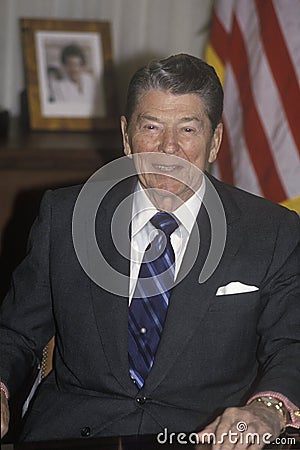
[20,18,118,131]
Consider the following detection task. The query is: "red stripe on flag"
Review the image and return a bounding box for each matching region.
[255,0,300,156]
[217,123,234,185]
[230,16,286,202]
[210,12,229,66]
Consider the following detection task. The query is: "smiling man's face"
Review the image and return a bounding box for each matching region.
[121,90,223,210]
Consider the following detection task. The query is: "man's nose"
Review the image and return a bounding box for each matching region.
[159,128,179,153]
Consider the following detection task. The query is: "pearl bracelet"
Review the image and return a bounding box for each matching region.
[255,396,287,433]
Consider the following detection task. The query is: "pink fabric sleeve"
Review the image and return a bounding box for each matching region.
[0,382,9,400]
[248,391,300,428]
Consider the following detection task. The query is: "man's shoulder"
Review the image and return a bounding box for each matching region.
[50,184,83,200]
[43,176,137,211]
[43,184,83,210]
[208,174,299,225]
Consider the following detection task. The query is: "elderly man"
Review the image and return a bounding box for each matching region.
[1,54,300,448]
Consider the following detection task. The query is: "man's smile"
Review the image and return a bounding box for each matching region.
[152,163,182,173]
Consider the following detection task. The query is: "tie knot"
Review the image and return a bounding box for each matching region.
[150,212,179,238]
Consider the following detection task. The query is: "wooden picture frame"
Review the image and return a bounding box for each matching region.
[20,18,118,131]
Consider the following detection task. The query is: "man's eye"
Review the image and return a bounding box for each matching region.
[184,127,193,133]
[143,124,158,131]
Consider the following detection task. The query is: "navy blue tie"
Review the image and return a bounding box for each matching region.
[128,212,179,388]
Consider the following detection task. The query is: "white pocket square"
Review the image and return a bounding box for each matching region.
[216,281,259,296]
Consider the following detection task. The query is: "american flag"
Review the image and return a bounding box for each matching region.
[206,0,300,212]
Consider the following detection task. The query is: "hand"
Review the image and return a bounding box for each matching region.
[197,402,283,450]
[1,389,10,439]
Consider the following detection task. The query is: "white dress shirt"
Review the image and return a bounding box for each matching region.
[129,180,205,303]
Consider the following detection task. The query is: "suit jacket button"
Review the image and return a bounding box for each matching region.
[81,426,91,437]
[136,396,147,404]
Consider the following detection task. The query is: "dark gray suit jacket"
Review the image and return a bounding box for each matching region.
[1,171,300,441]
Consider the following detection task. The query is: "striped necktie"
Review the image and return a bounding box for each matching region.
[128,212,179,388]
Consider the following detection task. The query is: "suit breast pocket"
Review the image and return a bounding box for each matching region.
[208,290,260,313]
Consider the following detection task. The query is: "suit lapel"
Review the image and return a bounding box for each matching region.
[144,175,243,391]
[90,176,138,394]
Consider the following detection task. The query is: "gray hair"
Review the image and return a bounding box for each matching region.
[125,53,223,133]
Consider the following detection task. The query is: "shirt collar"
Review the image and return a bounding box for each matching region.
[173,179,205,234]
[131,183,159,237]
[131,178,205,237]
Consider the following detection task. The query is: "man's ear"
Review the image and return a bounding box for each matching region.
[120,116,132,156]
[208,122,223,164]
